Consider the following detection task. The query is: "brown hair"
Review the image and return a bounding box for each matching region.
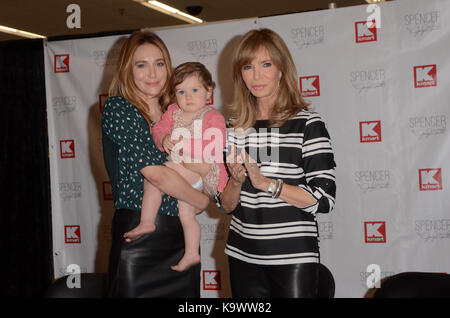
[229,28,309,130]
[109,29,173,127]
[169,62,215,100]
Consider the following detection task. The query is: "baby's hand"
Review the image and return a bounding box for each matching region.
[161,134,175,154]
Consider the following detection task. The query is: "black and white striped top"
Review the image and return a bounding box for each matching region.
[224,110,336,265]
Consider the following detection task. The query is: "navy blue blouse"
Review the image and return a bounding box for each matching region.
[101,96,178,216]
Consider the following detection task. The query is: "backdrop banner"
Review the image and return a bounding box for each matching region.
[44,0,450,297]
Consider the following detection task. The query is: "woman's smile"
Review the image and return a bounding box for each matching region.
[252,85,266,90]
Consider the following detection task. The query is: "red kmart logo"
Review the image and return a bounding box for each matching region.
[60,140,75,158]
[203,270,221,290]
[65,225,81,244]
[419,168,442,191]
[360,120,381,143]
[414,64,437,88]
[364,221,386,243]
[54,54,70,73]
[300,75,320,97]
[355,20,377,43]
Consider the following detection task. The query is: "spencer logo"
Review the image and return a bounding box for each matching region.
[299,75,320,97]
[290,25,324,48]
[360,269,395,288]
[419,168,442,191]
[404,11,440,36]
[65,225,81,244]
[364,221,386,243]
[200,222,226,244]
[60,140,75,158]
[409,115,446,138]
[354,169,390,193]
[187,39,218,59]
[53,96,77,115]
[59,182,81,201]
[350,69,385,92]
[54,54,70,73]
[92,48,121,67]
[202,270,221,290]
[414,64,437,88]
[355,20,377,43]
[415,219,450,242]
[359,120,381,143]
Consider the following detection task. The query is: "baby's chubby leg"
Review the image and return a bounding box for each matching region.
[170,200,201,272]
[164,161,202,187]
[140,165,209,211]
[163,161,202,271]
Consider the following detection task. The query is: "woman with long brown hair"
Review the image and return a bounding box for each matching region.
[102,29,209,297]
[218,28,337,297]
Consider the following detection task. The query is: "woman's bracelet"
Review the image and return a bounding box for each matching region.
[267,178,284,199]
[267,179,277,196]
[273,179,284,199]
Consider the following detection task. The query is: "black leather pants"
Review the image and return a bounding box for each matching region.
[229,257,319,298]
[107,209,200,298]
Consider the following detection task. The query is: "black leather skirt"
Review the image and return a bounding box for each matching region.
[107,209,200,298]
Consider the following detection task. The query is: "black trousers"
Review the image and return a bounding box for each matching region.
[228,257,319,298]
[107,209,200,298]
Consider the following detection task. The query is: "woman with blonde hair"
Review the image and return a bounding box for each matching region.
[217,28,337,297]
[102,29,209,297]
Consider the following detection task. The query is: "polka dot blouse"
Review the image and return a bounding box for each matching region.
[101,96,178,216]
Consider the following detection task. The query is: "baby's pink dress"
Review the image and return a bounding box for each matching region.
[153,103,228,196]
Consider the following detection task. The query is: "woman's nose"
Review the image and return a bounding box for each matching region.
[147,65,156,78]
[253,66,261,80]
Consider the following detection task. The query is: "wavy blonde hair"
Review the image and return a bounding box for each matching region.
[229,28,309,130]
[109,29,173,127]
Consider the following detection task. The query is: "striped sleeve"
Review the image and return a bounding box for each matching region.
[300,112,336,214]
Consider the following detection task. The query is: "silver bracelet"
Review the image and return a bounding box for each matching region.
[267,179,277,196]
[273,179,284,199]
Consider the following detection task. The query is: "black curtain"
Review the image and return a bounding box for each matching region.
[0,38,53,296]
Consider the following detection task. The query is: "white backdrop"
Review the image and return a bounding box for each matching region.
[44,0,450,298]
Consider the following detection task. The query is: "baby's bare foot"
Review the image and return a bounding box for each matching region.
[123,222,156,242]
[170,253,201,272]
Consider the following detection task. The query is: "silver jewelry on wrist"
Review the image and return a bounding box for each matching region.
[273,179,284,199]
[267,179,277,196]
